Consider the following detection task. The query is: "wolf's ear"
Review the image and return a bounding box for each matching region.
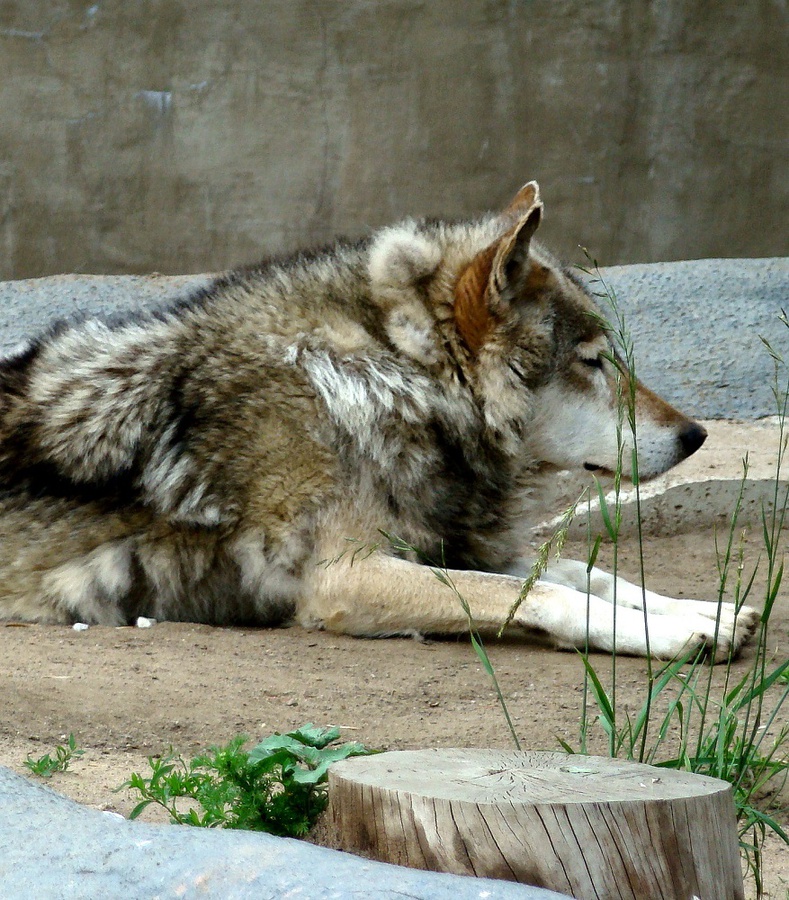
[368,222,443,365]
[454,182,543,353]
[503,180,542,221]
[491,182,543,299]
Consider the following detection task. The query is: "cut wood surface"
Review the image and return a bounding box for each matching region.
[328,749,744,900]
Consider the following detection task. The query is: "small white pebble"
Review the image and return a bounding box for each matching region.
[101,810,126,822]
[72,622,90,632]
[135,616,156,628]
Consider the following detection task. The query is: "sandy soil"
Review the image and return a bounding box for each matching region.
[0,415,786,897]
[0,525,787,898]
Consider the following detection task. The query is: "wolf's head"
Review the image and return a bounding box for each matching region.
[369,182,706,482]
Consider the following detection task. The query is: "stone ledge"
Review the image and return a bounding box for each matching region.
[1,258,786,419]
[0,767,566,900]
[536,418,789,539]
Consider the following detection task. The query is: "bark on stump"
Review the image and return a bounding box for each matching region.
[327,749,744,900]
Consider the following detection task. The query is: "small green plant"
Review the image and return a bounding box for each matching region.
[24,733,84,777]
[118,724,372,837]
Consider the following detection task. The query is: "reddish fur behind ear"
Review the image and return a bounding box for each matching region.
[454,182,544,354]
[454,244,496,354]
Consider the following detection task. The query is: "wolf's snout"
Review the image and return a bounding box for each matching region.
[679,421,707,458]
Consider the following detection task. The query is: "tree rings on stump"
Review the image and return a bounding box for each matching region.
[327,749,743,900]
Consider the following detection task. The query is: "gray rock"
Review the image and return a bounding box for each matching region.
[0,258,786,420]
[595,258,789,419]
[0,767,567,899]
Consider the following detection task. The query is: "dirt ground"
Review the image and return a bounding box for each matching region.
[0,525,786,898]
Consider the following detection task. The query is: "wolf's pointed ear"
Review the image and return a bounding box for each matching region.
[453,183,543,353]
[491,183,543,298]
[503,180,541,220]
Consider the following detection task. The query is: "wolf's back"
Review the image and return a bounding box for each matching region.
[0,258,370,625]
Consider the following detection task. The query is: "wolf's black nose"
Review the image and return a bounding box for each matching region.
[679,421,707,457]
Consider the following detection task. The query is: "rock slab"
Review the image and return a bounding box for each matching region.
[1,258,786,419]
[0,767,568,900]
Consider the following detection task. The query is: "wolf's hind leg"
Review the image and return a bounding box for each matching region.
[38,539,138,625]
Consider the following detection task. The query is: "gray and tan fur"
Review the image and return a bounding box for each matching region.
[0,182,757,659]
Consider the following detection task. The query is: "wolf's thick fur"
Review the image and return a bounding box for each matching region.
[0,183,756,659]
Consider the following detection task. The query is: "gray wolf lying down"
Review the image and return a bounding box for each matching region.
[0,182,756,659]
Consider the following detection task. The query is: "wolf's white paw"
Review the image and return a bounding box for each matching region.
[533,583,760,663]
[660,604,759,663]
[701,602,759,661]
[730,604,760,654]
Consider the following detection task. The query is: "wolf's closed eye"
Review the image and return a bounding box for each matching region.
[580,355,604,370]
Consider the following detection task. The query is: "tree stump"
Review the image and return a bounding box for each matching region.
[327,749,744,900]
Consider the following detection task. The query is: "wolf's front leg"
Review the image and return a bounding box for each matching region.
[505,556,759,658]
[299,552,746,660]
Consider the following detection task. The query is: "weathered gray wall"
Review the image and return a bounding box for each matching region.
[1,2,786,278]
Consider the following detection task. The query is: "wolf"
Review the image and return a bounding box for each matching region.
[0,182,757,660]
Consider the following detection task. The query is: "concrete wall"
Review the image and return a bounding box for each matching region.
[1,2,786,279]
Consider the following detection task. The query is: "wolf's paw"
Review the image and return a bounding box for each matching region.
[687,604,759,663]
[672,600,759,661]
[691,598,756,625]
[645,602,759,664]
[710,602,759,659]
[730,604,760,652]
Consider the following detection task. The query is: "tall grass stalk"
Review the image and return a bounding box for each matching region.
[383,264,787,890]
[381,532,522,750]
[585,257,654,757]
[564,269,789,895]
